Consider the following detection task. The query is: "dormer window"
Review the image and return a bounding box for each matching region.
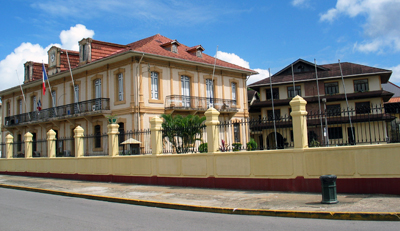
[25,65,30,81]
[79,38,92,63]
[161,40,180,53]
[196,49,202,58]
[186,45,204,58]
[172,44,178,53]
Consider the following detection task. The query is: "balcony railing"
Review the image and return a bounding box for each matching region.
[5,98,110,127]
[165,95,238,112]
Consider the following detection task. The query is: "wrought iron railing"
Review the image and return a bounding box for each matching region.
[165,95,238,112]
[4,98,110,127]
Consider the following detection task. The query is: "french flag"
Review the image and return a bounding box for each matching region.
[42,63,48,95]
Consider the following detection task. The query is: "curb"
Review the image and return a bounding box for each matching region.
[1,183,399,221]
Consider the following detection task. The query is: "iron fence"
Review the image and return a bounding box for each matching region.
[0,143,5,158]
[118,129,152,155]
[12,140,25,158]
[83,133,108,156]
[56,137,75,157]
[223,115,294,151]
[165,95,238,112]
[33,139,47,157]
[307,104,397,147]
[162,125,207,154]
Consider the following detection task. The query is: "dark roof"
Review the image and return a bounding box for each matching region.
[249,59,392,91]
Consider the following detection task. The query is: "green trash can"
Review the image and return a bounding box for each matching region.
[320,175,338,204]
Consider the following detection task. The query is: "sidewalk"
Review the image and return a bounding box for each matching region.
[0,174,399,221]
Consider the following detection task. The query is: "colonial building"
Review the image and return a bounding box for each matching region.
[248,59,395,149]
[1,34,257,155]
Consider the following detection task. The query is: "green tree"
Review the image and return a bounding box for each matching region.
[160,114,206,154]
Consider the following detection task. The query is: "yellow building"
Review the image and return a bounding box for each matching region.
[248,59,395,149]
[1,34,257,155]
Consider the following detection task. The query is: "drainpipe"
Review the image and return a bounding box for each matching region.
[136,53,145,131]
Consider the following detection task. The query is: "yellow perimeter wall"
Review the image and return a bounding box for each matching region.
[1,143,399,179]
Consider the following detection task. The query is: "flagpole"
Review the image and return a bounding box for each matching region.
[269,68,278,149]
[16,70,31,121]
[42,62,56,116]
[66,51,79,113]
[314,59,324,145]
[338,59,355,145]
[211,46,219,108]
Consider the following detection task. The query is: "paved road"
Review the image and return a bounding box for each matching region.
[0,188,398,231]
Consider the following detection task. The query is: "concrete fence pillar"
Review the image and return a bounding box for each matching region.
[150,116,163,155]
[24,132,33,158]
[205,107,220,153]
[290,96,308,149]
[74,126,84,157]
[5,134,13,159]
[47,129,57,158]
[108,124,119,157]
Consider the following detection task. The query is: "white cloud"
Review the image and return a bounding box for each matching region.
[0,24,94,91]
[216,51,250,69]
[320,0,400,53]
[60,24,95,50]
[291,0,310,7]
[216,51,269,86]
[247,69,270,85]
[389,64,400,85]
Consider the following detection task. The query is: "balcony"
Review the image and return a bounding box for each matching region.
[165,95,238,113]
[5,98,110,127]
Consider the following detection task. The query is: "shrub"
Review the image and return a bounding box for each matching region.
[309,139,320,147]
[199,143,208,153]
[232,143,241,151]
[246,138,257,151]
[219,139,229,152]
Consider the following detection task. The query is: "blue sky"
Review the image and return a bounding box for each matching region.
[1,0,400,92]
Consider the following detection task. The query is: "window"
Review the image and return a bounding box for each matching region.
[51,90,56,107]
[325,82,339,95]
[328,127,343,139]
[266,88,279,100]
[354,79,369,93]
[118,73,123,101]
[267,109,281,121]
[356,102,371,114]
[17,134,22,152]
[181,75,190,107]
[95,79,101,98]
[32,96,37,112]
[6,102,10,116]
[231,82,237,105]
[196,50,202,58]
[287,86,301,98]
[233,123,240,143]
[118,123,125,145]
[74,85,79,103]
[81,44,87,61]
[94,125,101,148]
[206,79,214,107]
[151,72,159,100]
[326,104,341,116]
[25,65,30,81]
[32,133,37,152]
[172,44,178,53]
[18,100,22,114]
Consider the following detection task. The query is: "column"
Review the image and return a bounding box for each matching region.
[150,116,163,155]
[290,95,308,149]
[205,107,220,153]
[47,129,57,158]
[108,124,119,157]
[5,134,13,159]
[24,132,33,158]
[74,126,84,157]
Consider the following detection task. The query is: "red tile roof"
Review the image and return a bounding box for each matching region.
[60,49,79,71]
[32,62,46,81]
[388,96,400,103]
[90,40,127,62]
[123,34,256,73]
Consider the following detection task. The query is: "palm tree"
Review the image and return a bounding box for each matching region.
[160,114,206,154]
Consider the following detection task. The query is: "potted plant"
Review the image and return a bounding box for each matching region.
[106,114,118,124]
